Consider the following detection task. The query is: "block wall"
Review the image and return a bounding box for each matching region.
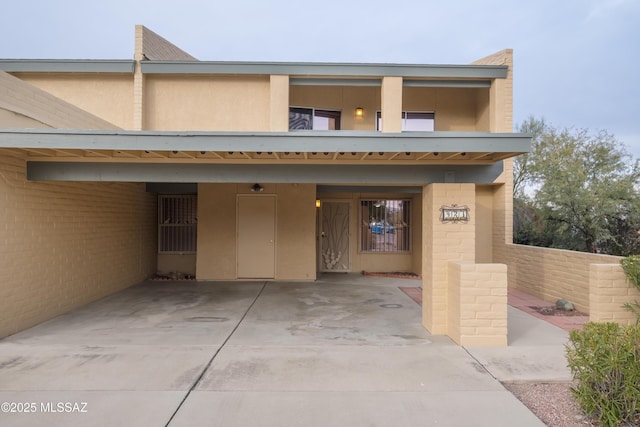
[471,49,513,133]
[448,261,508,346]
[590,264,640,325]
[0,150,157,339]
[505,243,621,313]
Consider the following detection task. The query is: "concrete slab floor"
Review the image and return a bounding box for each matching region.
[0,277,550,427]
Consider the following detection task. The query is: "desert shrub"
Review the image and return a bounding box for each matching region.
[621,255,640,320]
[566,322,640,426]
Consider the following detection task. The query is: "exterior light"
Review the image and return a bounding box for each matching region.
[251,183,264,192]
[315,199,321,208]
[355,107,364,118]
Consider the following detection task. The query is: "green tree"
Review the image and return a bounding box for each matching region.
[514,117,640,255]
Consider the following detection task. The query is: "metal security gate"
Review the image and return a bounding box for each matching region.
[158,195,197,253]
[319,201,350,272]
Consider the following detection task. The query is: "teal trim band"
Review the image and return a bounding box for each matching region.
[140,61,508,79]
[0,60,136,73]
[290,78,382,86]
[0,129,531,154]
[403,80,492,88]
[27,162,505,184]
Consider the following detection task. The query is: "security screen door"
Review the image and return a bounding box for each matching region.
[320,201,350,272]
[237,195,276,278]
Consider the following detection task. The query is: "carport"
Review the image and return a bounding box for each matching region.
[1,128,528,345]
[0,275,551,426]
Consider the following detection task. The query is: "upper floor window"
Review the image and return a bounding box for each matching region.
[376,111,435,131]
[289,107,341,130]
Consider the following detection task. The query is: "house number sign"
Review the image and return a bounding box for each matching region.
[440,204,470,224]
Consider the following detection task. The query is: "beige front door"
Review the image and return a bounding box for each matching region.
[237,195,276,278]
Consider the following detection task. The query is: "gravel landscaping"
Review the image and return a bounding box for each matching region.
[504,382,593,426]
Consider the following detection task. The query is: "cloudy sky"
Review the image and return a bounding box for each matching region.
[3,0,639,156]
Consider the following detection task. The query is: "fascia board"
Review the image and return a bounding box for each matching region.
[0,60,135,73]
[0,129,531,154]
[140,61,508,79]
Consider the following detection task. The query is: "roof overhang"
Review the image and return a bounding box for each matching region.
[0,129,530,166]
[0,60,506,83]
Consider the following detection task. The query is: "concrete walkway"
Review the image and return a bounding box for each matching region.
[0,275,570,426]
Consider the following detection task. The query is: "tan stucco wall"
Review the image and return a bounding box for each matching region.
[316,191,422,275]
[270,75,289,131]
[0,70,119,130]
[196,183,316,280]
[157,254,196,276]
[403,87,488,131]
[289,86,381,131]
[0,109,47,128]
[276,184,317,280]
[11,73,133,129]
[145,75,270,131]
[197,184,238,279]
[381,77,403,132]
[475,185,494,263]
[0,149,157,339]
[475,88,491,131]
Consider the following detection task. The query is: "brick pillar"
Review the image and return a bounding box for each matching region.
[422,184,476,335]
[133,25,145,130]
[449,262,508,346]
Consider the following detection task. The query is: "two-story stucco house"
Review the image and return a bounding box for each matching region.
[0,26,529,345]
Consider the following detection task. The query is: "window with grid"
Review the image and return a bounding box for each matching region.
[360,200,411,253]
[158,195,197,253]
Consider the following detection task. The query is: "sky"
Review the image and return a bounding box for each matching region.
[2,0,639,157]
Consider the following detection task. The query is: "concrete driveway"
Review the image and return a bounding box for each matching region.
[0,275,551,426]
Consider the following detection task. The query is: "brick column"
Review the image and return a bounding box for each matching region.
[133,25,145,130]
[422,184,476,335]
